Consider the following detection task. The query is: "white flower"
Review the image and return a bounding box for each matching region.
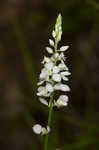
[61,75,68,81]
[60,84,70,91]
[41,126,50,135]
[37,83,54,97]
[49,39,54,47]
[45,62,54,70]
[46,47,53,54]
[46,126,50,133]
[46,69,52,76]
[54,53,59,59]
[32,124,50,135]
[52,74,61,82]
[54,95,68,107]
[58,63,68,71]
[37,86,46,96]
[40,68,47,79]
[37,13,71,108]
[59,53,66,61]
[57,31,62,42]
[46,83,54,92]
[39,67,53,82]
[37,80,44,86]
[54,83,70,91]
[60,46,69,51]
[60,71,70,81]
[39,98,49,106]
[52,30,56,38]
[53,66,59,74]
[60,95,68,102]
[42,56,50,64]
[32,124,42,134]
[61,71,71,76]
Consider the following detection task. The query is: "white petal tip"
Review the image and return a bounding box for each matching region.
[60,46,69,51]
[46,47,53,54]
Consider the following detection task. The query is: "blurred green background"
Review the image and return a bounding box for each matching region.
[0,0,99,150]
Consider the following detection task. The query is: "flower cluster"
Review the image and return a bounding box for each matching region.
[37,14,71,108]
[33,14,71,139]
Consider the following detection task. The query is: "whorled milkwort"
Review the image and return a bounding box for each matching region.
[32,13,71,149]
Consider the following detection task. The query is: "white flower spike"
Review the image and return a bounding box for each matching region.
[36,13,71,108]
[33,16,71,150]
[33,13,71,150]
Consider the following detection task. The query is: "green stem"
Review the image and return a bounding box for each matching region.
[55,39,58,52]
[44,34,58,150]
[44,93,54,150]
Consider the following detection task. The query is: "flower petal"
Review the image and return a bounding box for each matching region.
[32,124,42,134]
[40,68,47,79]
[37,80,44,85]
[60,46,69,51]
[53,66,59,74]
[61,71,71,76]
[46,83,54,92]
[62,76,68,81]
[38,86,44,92]
[58,63,68,71]
[42,56,50,64]
[49,39,54,47]
[46,47,53,54]
[52,74,61,82]
[37,87,48,96]
[60,84,70,91]
[46,126,51,133]
[60,95,68,102]
[52,30,56,38]
[39,98,48,106]
[54,99,67,107]
[54,95,68,108]
[54,83,70,91]
[54,53,59,59]
[45,62,54,70]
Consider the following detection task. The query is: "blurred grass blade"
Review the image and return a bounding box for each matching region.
[13,19,37,91]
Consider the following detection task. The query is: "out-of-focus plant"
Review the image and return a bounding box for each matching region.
[32,14,71,150]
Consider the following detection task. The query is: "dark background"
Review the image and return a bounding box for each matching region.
[0,0,99,150]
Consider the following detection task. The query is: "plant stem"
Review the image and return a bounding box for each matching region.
[44,32,58,150]
[55,39,58,52]
[44,92,54,150]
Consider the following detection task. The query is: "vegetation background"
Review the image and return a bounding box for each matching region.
[0,0,99,150]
